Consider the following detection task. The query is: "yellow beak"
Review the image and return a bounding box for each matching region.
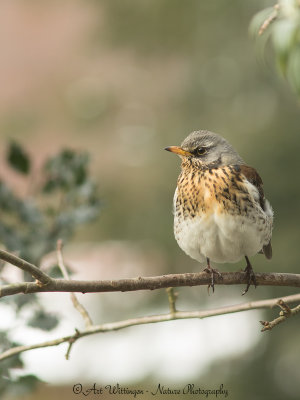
[164,146,193,157]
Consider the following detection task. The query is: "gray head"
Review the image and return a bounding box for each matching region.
[165,130,244,169]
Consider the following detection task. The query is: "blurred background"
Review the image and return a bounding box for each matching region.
[0,0,300,399]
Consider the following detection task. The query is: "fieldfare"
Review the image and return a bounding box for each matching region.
[165,130,273,294]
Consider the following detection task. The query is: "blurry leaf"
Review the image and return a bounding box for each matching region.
[48,263,74,278]
[14,293,38,312]
[251,2,300,98]
[0,375,10,396]
[56,204,99,227]
[18,201,44,225]
[272,19,298,75]
[0,181,20,211]
[7,141,30,175]
[0,224,23,254]
[16,374,42,390]
[249,7,275,37]
[8,375,42,397]
[28,310,59,331]
[0,331,22,354]
[0,331,24,372]
[0,352,23,371]
[286,45,300,95]
[43,150,88,192]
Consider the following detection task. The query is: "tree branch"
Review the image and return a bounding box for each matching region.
[0,249,52,285]
[260,299,300,331]
[0,271,300,299]
[1,293,300,362]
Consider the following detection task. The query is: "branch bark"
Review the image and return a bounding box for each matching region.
[0,271,300,299]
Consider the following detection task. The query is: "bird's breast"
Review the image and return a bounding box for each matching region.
[174,166,253,219]
[173,166,273,264]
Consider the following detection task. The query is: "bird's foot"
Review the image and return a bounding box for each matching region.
[203,259,222,293]
[242,256,257,295]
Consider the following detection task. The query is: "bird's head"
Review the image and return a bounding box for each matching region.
[165,130,244,169]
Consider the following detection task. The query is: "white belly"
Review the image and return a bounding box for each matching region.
[174,211,272,264]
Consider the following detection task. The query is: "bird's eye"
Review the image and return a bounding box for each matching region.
[195,147,207,156]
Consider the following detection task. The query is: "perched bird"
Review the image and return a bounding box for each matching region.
[165,130,273,294]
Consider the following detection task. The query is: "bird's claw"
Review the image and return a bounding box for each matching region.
[203,265,222,293]
[242,258,257,295]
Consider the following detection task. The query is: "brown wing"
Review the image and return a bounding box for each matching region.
[239,165,264,209]
[239,165,272,260]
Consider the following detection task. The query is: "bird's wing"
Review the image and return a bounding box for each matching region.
[239,164,272,260]
[239,165,264,209]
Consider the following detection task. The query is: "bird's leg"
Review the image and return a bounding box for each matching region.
[203,258,222,293]
[242,256,257,295]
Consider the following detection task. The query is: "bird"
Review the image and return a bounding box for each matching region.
[165,130,273,294]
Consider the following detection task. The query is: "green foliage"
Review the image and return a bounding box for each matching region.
[28,310,59,331]
[0,330,33,397]
[0,370,42,398]
[43,150,88,192]
[0,333,41,396]
[0,141,101,394]
[48,263,73,278]
[10,375,43,397]
[250,0,300,97]
[7,141,31,175]
[0,146,100,264]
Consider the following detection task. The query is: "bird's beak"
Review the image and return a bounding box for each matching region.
[164,146,193,157]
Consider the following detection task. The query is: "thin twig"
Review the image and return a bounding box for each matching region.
[166,287,177,315]
[260,300,300,331]
[56,240,70,280]
[1,293,300,362]
[56,240,93,328]
[65,329,80,360]
[277,299,292,315]
[0,249,52,285]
